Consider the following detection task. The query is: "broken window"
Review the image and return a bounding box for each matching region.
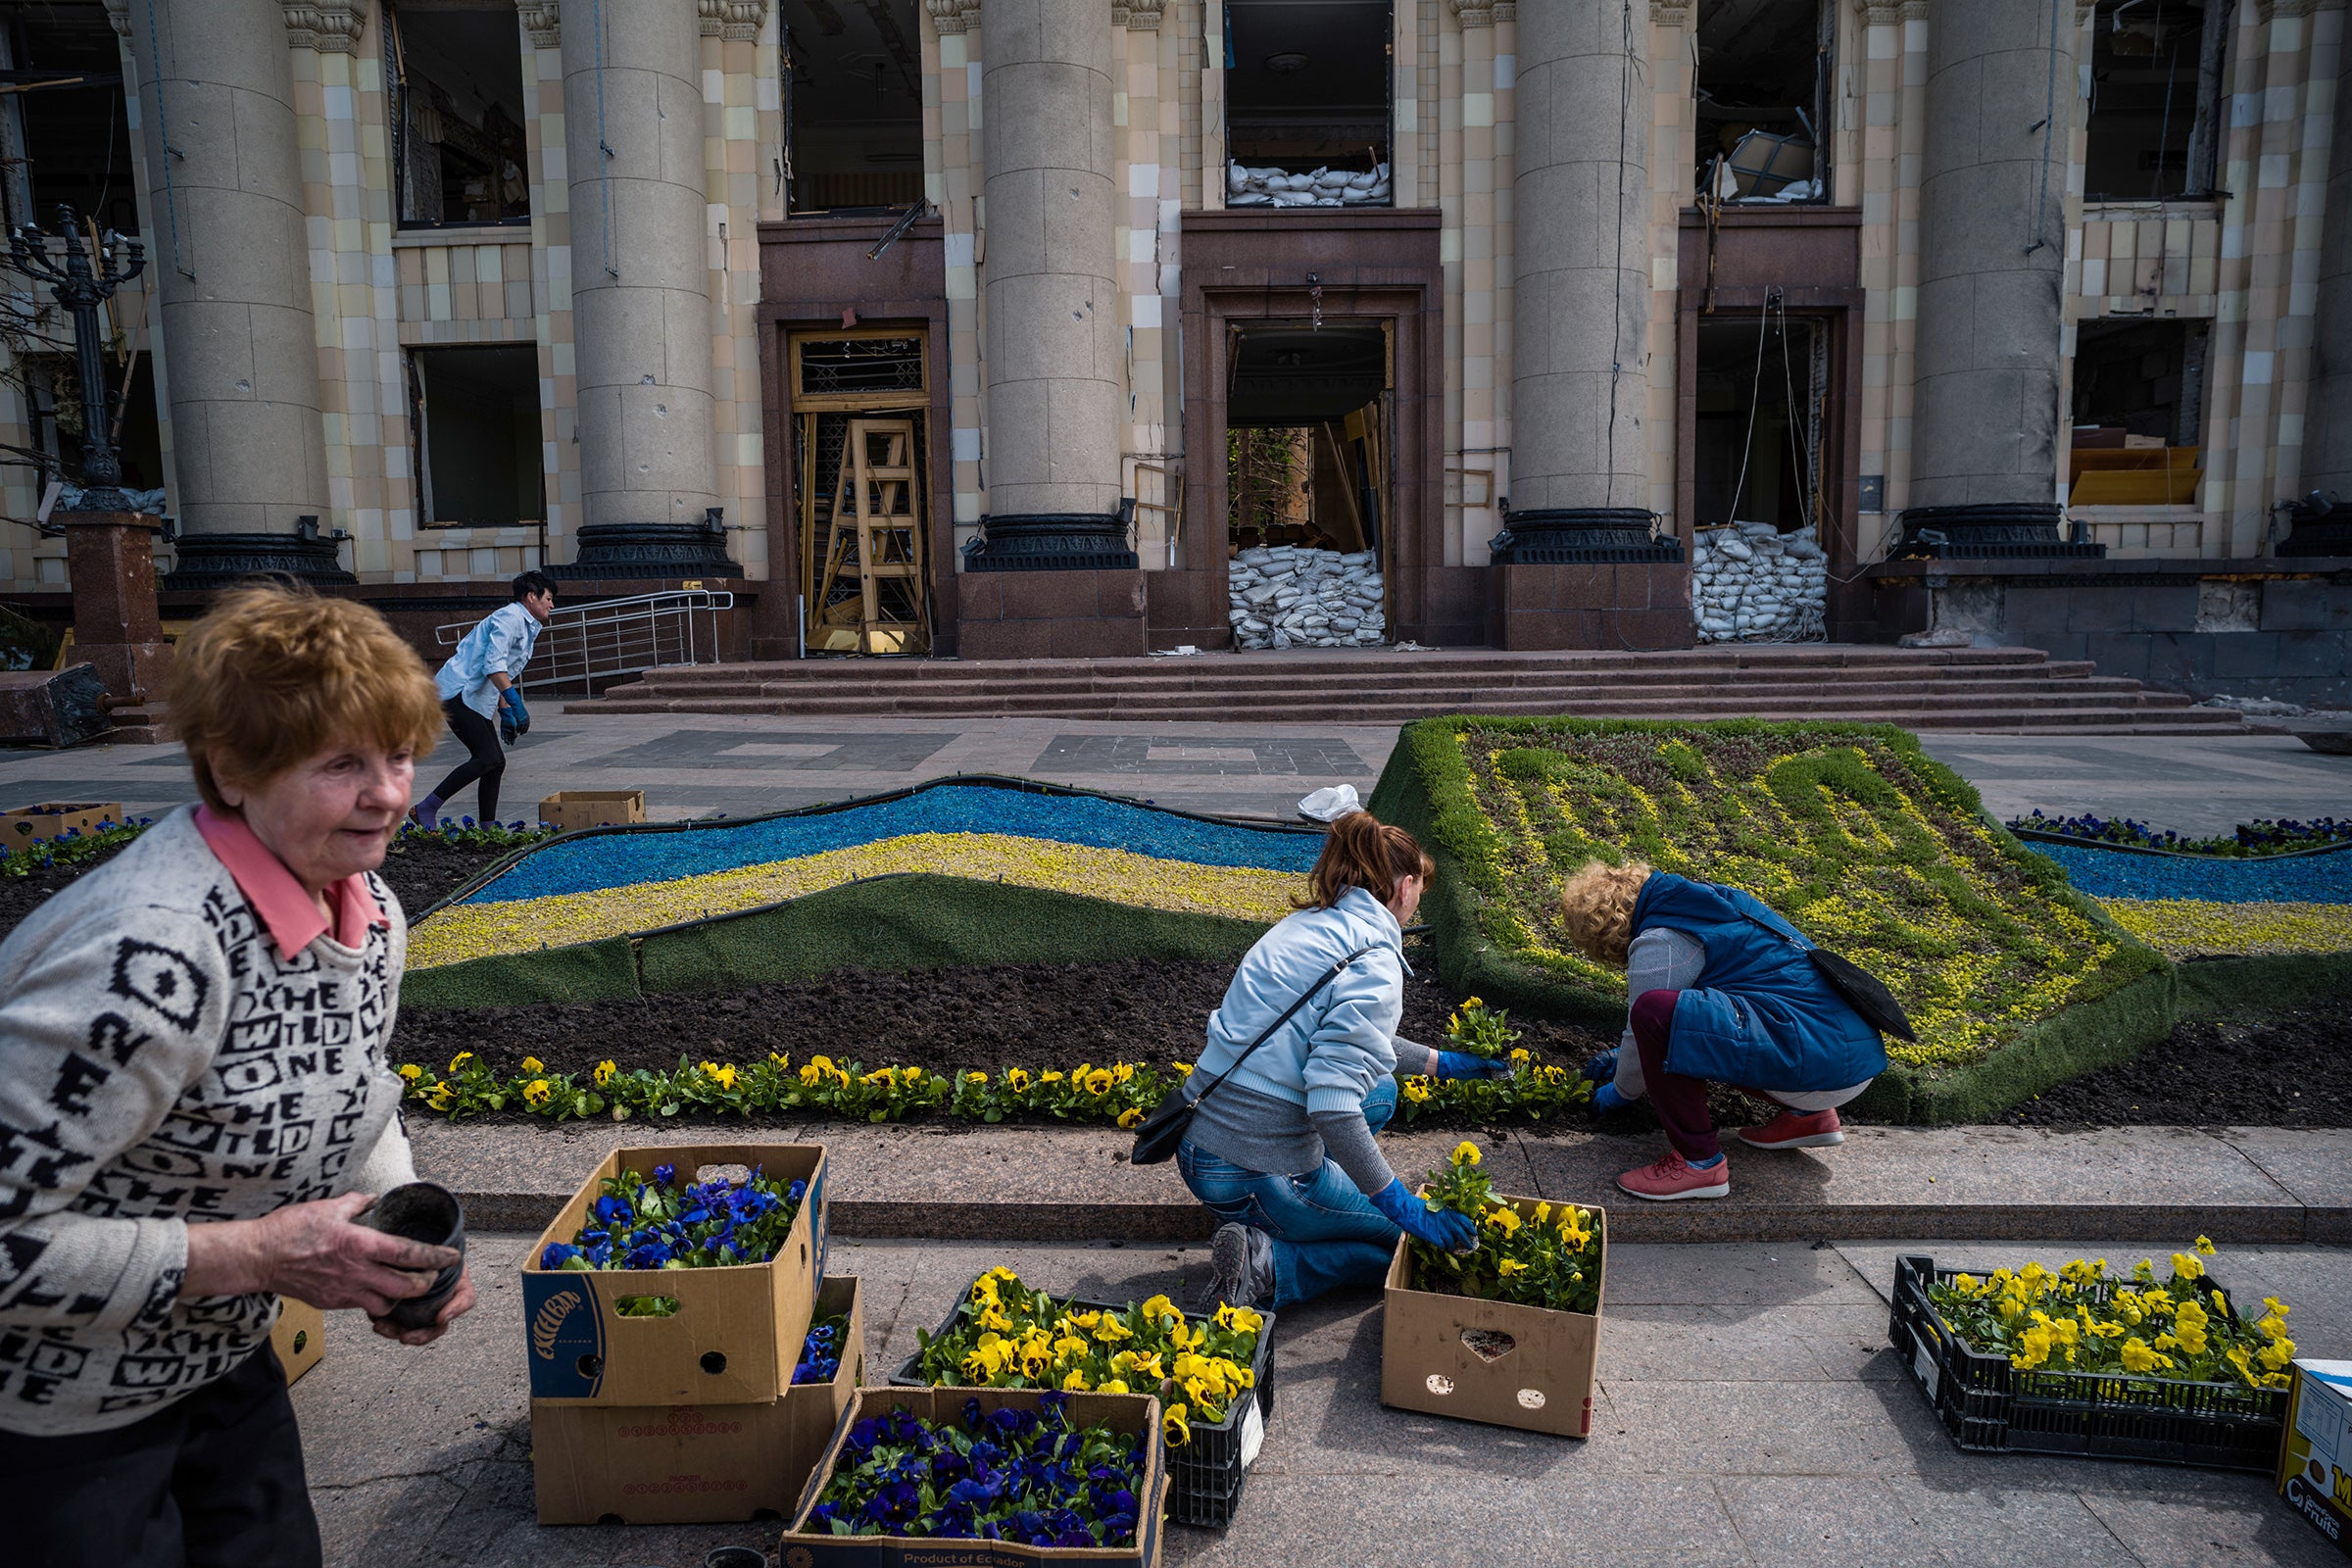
[781,0,922,216]
[2083,0,2228,201]
[3,6,138,233]
[1223,0,1392,210]
[410,345,544,526]
[2067,317,2208,505]
[19,349,164,509]
[1694,0,1829,205]
[1692,310,1826,531]
[388,4,529,228]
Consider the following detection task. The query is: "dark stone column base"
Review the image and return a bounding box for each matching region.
[1489,508,1684,564]
[1891,503,2105,559]
[1488,562,1695,651]
[956,569,1147,659]
[162,530,359,589]
[962,513,1139,572]
[548,522,740,581]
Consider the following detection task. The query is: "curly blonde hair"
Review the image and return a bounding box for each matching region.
[1557,858,1654,965]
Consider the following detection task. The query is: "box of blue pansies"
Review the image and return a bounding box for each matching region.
[532,1273,865,1525]
[522,1142,828,1405]
[786,1387,1170,1566]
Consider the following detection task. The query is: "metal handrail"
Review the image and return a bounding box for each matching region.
[434,589,735,694]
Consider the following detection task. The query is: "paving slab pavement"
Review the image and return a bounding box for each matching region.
[294,1234,2352,1568]
[6,717,2336,835]
[409,1118,2348,1244]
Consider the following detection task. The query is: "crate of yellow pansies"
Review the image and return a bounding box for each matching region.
[1381,1142,1608,1440]
[1890,1242,2296,1472]
[891,1266,1274,1529]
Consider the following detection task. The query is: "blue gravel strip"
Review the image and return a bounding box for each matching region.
[2032,840,2352,906]
[465,784,1326,903]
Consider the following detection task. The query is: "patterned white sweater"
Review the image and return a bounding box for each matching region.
[0,807,418,1434]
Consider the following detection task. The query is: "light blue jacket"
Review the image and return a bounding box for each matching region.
[1194,887,1406,1117]
[434,601,543,718]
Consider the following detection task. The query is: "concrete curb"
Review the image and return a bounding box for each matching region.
[413,1120,2352,1245]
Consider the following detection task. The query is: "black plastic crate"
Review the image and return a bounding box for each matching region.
[1888,1254,2289,1473]
[890,1278,1275,1528]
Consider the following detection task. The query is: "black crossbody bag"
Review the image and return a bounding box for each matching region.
[1738,910,1916,1042]
[1129,945,1376,1166]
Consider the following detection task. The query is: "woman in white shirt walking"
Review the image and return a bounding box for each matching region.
[414,570,555,828]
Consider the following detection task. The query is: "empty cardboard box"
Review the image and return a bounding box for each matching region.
[532,1274,866,1526]
[1380,1197,1608,1439]
[271,1296,325,1385]
[522,1143,827,1406]
[539,790,646,832]
[2280,1360,2352,1559]
[784,1388,1170,1567]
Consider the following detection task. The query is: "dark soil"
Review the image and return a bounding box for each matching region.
[388,949,1621,1084]
[2000,1005,2352,1128]
[0,832,519,942]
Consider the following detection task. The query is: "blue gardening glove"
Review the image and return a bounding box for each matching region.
[1435,1050,1512,1082]
[500,685,530,734]
[1592,1080,1631,1114]
[1370,1178,1479,1253]
[1584,1048,1619,1084]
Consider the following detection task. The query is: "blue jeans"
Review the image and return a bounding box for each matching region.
[1176,1078,1400,1311]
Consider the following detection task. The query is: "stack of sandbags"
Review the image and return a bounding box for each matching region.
[1227,547,1387,649]
[1225,162,1392,208]
[1690,523,1827,643]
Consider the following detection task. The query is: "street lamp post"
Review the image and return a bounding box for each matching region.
[6,204,146,513]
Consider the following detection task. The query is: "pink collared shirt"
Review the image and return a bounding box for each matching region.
[192,805,388,956]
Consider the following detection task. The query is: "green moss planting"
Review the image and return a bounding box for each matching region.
[1368,717,2173,1121]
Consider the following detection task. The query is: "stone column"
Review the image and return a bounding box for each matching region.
[556,0,730,578]
[1494,0,1687,651]
[1508,0,1650,517]
[122,0,339,582]
[2305,39,2352,503]
[1902,0,2079,547]
[976,0,1122,521]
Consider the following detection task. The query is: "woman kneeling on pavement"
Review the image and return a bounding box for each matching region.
[1189,811,1510,1311]
[1561,859,1887,1202]
[0,588,472,1567]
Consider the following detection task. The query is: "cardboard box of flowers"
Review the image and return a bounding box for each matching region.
[785,1387,1168,1565]
[522,1143,827,1406]
[531,1273,866,1525]
[894,1267,1271,1529]
[1380,1142,1607,1439]
[1889,1240,2296,1471]
[1367,716,2175,1125]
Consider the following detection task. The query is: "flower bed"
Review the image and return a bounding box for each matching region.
[1367,717,2171,1123]
[1889,1243,2295,1471]
[791,1388,1164,1557]
[2009,810,2352,858]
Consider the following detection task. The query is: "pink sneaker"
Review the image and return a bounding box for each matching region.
[1617,1150,1731,1201]
[1739,1107,1844,1150]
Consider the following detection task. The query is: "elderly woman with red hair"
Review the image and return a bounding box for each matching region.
[0,588,474,1567]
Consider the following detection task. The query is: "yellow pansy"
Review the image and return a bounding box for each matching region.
[593,1059,616,1087]
[448,1051,473,1072]
[520,1056,544,1074]
[523,1078,552,1105]
[1162,1403,1191,1447]
[1450,1141,1482,1168]
[397,1063,422,1082]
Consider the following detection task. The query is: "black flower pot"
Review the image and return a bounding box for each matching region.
[361,1181,466,1331]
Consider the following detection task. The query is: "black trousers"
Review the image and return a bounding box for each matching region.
[427,695,506,823]
[0,1341,322,1568]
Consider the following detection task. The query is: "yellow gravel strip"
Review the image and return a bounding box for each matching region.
[2102,899,2352,958]
[411,831,1305,970]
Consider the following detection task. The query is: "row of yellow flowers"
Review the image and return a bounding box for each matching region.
[399,1047,1591,1126]
[2102,898,2352,958]
[409,831,1305,970]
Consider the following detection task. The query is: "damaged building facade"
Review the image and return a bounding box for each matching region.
[1,0,2344,680]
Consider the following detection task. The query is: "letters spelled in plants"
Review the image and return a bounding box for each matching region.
[1925,1238,2297,1391]
[913,1266,1261,1446]
[794,1312,850,1386]
[537,1160,808,1279]
[800,1393,1145,1546]
[1406,1142,1603,1315]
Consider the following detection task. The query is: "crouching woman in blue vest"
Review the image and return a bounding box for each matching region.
[1559,860,1887,1202]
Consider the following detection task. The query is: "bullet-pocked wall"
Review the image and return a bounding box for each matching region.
[2,0,2337,635]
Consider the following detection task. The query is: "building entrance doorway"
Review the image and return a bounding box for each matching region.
[790,329,933,654]
[1223,322,1392,650]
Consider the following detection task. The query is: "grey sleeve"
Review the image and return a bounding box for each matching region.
[1309,1107,1397,1195]
[1392,1037,1441,1077]
[1619,926,1708,1059]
